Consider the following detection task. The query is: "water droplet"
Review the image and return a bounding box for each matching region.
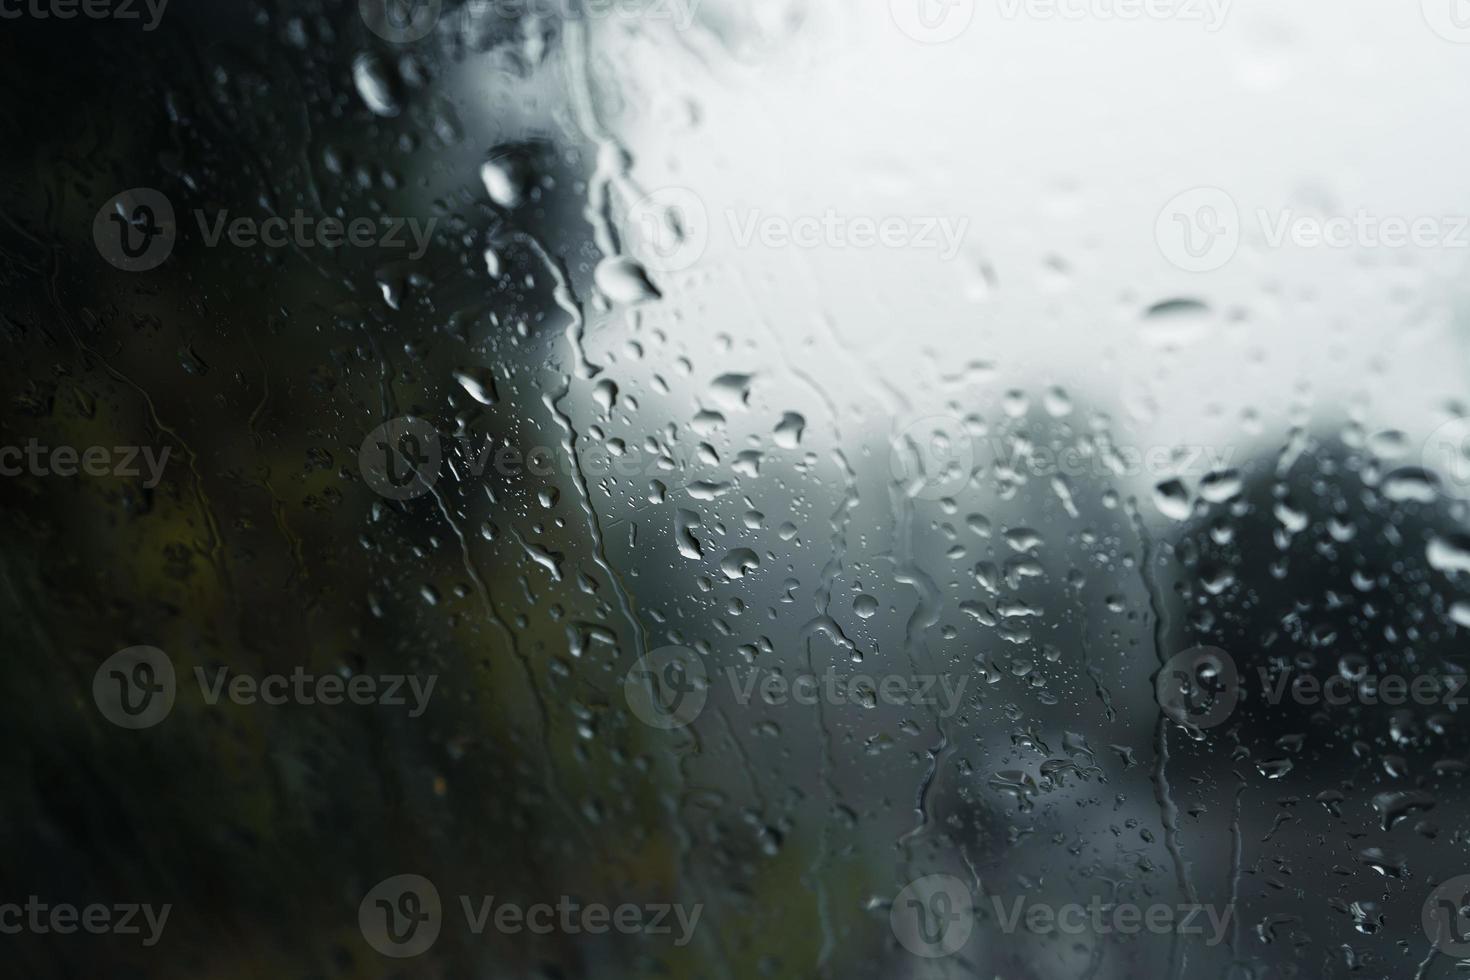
[1153,478,1191,520]
[594,256,661,305]
[1140,298,1213,349]
[708,373,754,412]
[773,412,805,449]
[1428,534,1470,573]
[480,150,532,209]
[1199,468,1242,503]
[720,548,760,580]
[352,53,400,117]
[675,509,704,560]
[453,367,499,405]
[1381,467,1438,504]
[592,379,618,414]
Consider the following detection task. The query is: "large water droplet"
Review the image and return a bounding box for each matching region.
[1153,478,1191,520]
[594,256,662,305]
[352,53,400,117]
[480,150,532,209]
[774,412,806,449]
[720,548,760,580]
[454,367,499,405]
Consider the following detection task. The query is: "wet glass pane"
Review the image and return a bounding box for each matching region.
[4,0,1470,977]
